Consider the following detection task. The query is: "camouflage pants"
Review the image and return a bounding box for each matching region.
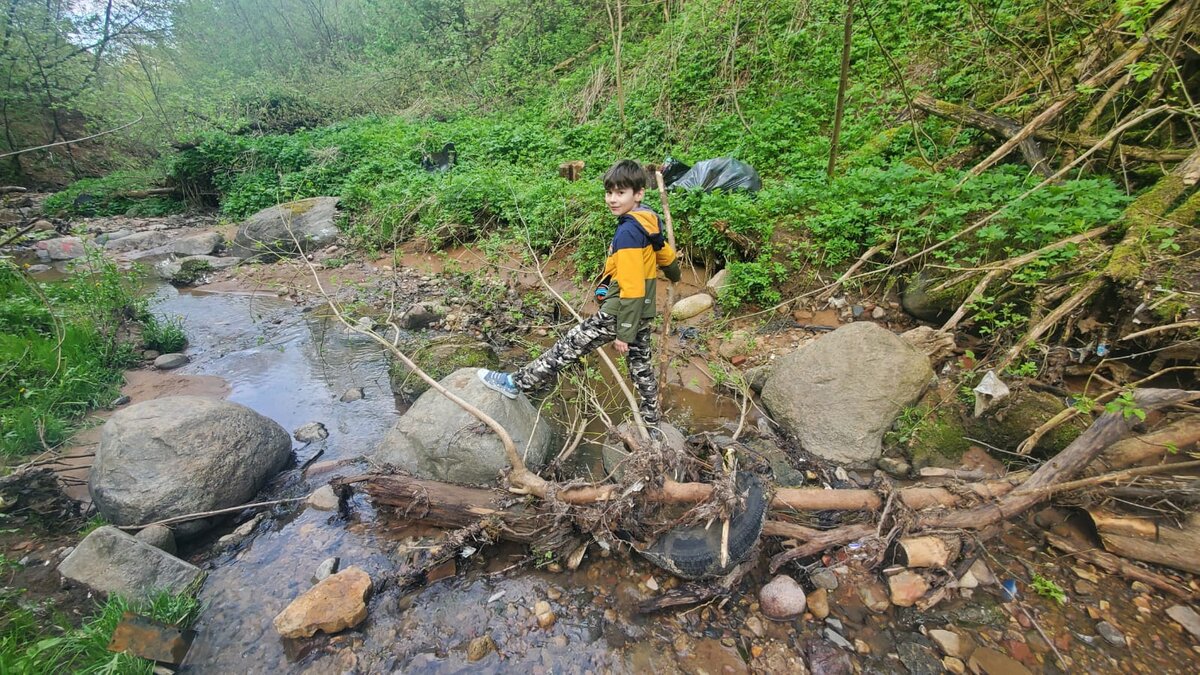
[512,312,661,425]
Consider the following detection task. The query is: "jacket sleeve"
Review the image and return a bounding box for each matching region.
[658,242,681,282]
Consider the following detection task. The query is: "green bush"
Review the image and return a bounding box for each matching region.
[42,169,184,218]
[141,314,188,353]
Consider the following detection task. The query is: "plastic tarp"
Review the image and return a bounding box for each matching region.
[661,157,762,192]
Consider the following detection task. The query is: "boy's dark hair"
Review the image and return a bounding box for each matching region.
[603,160,649,192]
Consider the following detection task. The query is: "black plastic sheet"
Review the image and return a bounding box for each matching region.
[660,157,761,192]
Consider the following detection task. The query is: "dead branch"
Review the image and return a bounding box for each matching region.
[0,186,28,194]
[996,275,1105,372]
[1045,532,1194,599]
[1106,146,1200,282]
[1085,415,1200,475]
[115,496,307,530]
[819,235,893,302]
[655,170,678,388]
[960,2,1189,181]
[0,115,143,159]
[1120,320,1200,342]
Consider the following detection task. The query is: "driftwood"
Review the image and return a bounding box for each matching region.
[1088,512,1200,575]
[115,187,178,199]
[1045,532,1194,599]
[0,186,28,194]
[898,535,962,568]
[1085,415,1200,475]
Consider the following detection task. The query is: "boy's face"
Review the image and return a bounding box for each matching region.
[605,186,645,217]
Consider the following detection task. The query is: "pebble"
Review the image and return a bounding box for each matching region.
[810,567,839,590]
[823,627,853,650]
[1131,581,1151,593]
[853,639,870,654]
[928,629,965,658]
[807,588,830,620]
[306,485,340,510]
[645,576,659,591]
[1166,604,1200,639]
[871,306,886,320]
[154,353,189,370]
[1096,621,1126,647]
[759,574,807,620]
[1074,579,1095,596]
[313,557,339,583]
[546,587,561,601]
[858,579,891,613]
[467,635,496,662]
[943,656,966,674]
[293,421,329,443]
[339,387,365,402]
[746,616,765,638]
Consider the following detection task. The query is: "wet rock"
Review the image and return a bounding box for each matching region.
[1096,621,1126,646]
[897,640,942,675]
[293,422,328,443]
[943,656,966,674]
[857,578,891,613]
[306,485,340,511]
[877,456,911,478]
[823,627,852,650]
[104,230,170,252]
[942,598,1006,627]
[705,268,730,296]
[888,570,930,607]
[1166,605,1200,639]
[313,557,339,583]
[58,526,204,599]
[761,322,933,466]
[133,524,177,555]
[671,293,714,320]
[154,353,189,370]
[534,600,556,629]
[810,567,839,591]
[108,614,195,665]
[233,197,341,259]
[36,236,85,260]
[807,588,829,619]
[339,387,364,402]
[375,368,552,485]
[1073,579,1095,595]
[467,635,496,662]
[759,574,807,620]
[388,335,497,402]
[400,302,447,330]
[90,396,291,537]
[273,567,372,639]
[717,330,752,360]
[967,646,1032,675]
[744,364,772,393]
[928,629,970,659]
[804,638,852,675]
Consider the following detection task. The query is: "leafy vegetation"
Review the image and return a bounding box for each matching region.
[141,314,188,353]
[0,590,201,674]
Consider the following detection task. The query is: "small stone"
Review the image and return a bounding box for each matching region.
[876,456,911,478]
[546,587,562,601]
[143,350,160,360]
[854,639,870,654]
[928,629,965,658]
[888,569,931,607]
[958,570,979,589]
[313,557,339,582]
[824,627,853,650]
[293,422,329,443]
[1071,566,1100,583]
[537,610,557,629]
[645,576,659,591]
[133,524,176,555]
[943,656,966,674]
[810,567,839,590]
[807,588,829,619]
[1166,605,1200,639]
[1096,621,1126,647]
[272,567,372,639]
[107,615,195,665]
[1074,580,1095,596]
[306,485,340,511]
[339,387,364,402]
[750,645,764,659]
[759,574,807,620]
[746,615,765,638]
[1130,581,1152,594]
[858,579,891,612]
[111,395,131,407]
[671,293,715,320]
[154,353,189,370]
[968,646,1032,675]
[1132,596,1151,611]
[467,635,496,662]
[871,306,886,320]
[968,559,996,586]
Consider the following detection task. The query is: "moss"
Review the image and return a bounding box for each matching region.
[908,406,973,469]
[901,270,976,322]
[1105,174,1188,283]
[169,258,213,286]
[965,387,1085,458]
[388,334,498,401]
[280,197,320,216]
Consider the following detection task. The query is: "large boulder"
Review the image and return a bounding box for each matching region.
[232,197,340,258]
[58,526,204,599]
[760,322,933,466]
[375,368,553,484]
[35,236,85,260]
[89,396,292,536]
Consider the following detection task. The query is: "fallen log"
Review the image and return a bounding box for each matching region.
[1084,415,1200,476]
[1086,510,1200,575]
[115,187,178,199]
[1045,532,1194,599]
[1106,146,1200,282]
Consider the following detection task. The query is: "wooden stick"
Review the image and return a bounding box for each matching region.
[996,275,1104,373]
[1120,320,1200,342]
[0,115,143,159]
[116,496,307,530]
[655,170,678,389]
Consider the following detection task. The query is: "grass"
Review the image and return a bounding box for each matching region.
[141,314,187,353]
[0,590,202,674]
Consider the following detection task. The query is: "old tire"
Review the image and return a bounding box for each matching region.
[640,473,767,580]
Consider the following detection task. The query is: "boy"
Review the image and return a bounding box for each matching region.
[478,159,681,427]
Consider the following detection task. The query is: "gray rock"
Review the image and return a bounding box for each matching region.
[877,456,911,478]
[95,228,132,244]
[143,350,160,360]
[805,639,852,675]
[759,574,807,620]
[810,568,839,590]
[293,422,329,443]
[89,397,291,537]
[400,302,447,330]
[32,219,55,232]
[744,364,772,393]
[169,232,222,256]
[717,330,751,360]
[1166,605,1200,640]
[744,438,805,486]
[671,293,714,320]
[58,526,204,599]
[823,627,853,650]
[313,557,339,583]
[36,236,86,260]
[871,306,886,320]
[110,395,131,407]
[154,353,189,370]
[26,264,52,274]
[375,368,552,485]
[896,640,942,675]
[705,268,730,297]
[339,387,364,402]
[306,485,339,511]
[133,524,177,555]
[232,197,340,258]
[388,335,497,402]
[1096,621,1126,646]
[760,322,933,466]
[105,230,170,253]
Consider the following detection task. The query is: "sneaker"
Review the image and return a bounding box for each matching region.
[477,369,519,399]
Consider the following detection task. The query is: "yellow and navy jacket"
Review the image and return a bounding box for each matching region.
[599,204,682,342]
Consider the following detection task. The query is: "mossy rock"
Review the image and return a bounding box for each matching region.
[900,270,974,322]
[907,405,973,470]
[965,387,1085,458]
[170,258,213,286]
[388,335,498,402]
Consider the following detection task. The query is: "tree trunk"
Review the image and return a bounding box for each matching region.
[1105,147,1200,282]
[826,0,855,179]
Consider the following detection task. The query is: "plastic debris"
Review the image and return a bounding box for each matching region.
[661,156,762,192]
[1096,341,1109,357]
[1001,579,1019,601]
[972,370,1011,418]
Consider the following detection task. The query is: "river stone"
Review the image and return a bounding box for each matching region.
[888,570,929,607]
[1166,605,1200,639]
[154,353,189,370]
[671,293,714,320]
[95,228,132,244]
[760,322,933,466]
[104,230,170,252]
[388,335,498,402]
[400,302,448,330]
[273,567,372,639]
[810,567,839,590]
[705,268,730,296]
[58,526,204,599]
[294,422,329,443]
[807,588,830,619]
[968,646,1032,675]
[306,485,340,511]
[233,197,340,258]
[90,396,292,537]
[759,574,807,620]
[133,524,177,555]
[804,639,852,675]
[36,236,85,260]
[896,640,943,675]
[375,368,553,485]
[744,364,772,393]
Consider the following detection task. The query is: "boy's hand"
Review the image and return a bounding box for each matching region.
[613,339,629,354]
